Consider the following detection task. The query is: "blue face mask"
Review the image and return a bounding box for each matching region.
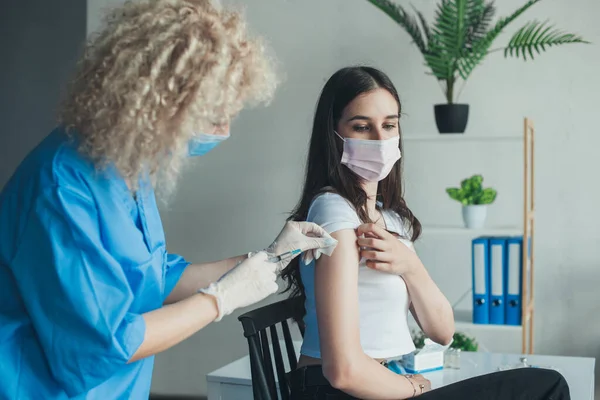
[188,132,230,157]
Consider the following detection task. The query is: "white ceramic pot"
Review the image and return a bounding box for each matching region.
[462,205,487,229]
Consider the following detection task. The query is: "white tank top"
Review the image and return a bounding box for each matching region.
[300,192,416,360]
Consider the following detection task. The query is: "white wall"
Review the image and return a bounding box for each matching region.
[82,0,598,397]
[0,0,86,188]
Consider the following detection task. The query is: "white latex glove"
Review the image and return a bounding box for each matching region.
[268,221,338,268]
[198,251,278,321]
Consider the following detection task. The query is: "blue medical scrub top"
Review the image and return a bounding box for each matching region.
[0,127,190,399]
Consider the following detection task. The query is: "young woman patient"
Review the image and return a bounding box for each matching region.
[281,66,570,400]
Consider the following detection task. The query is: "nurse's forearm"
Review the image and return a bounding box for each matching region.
[130,293,218,363]
[404,262,455,345]
[164,255,247,304]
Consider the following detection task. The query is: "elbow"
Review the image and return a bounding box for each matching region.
[432,323,455,346]
[435,331,455,346]
[322,359,358,391]
[434,307,456,346]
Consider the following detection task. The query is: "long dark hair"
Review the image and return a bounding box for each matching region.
[280,66,422,303]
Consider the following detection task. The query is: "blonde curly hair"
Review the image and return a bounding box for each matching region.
[59,0,277,193]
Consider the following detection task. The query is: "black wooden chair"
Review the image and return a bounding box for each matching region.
[238,297,305,400]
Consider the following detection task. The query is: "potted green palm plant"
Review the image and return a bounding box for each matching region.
[367,0,588,133]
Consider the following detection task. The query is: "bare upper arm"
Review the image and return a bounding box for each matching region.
[314,228,362,369]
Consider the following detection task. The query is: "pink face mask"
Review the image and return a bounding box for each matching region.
[335,131,401,182]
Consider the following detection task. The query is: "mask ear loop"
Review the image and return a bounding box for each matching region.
[333,130,346,142]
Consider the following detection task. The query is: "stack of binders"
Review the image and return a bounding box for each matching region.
[471,236,526,326]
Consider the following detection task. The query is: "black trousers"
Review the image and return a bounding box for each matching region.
[289,365,570,400]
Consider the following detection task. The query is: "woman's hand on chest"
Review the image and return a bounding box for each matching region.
[355,223,422,276]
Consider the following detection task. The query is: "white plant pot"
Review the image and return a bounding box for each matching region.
[462,205,487,229]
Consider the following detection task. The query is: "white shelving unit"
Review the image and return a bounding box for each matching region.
[421,225,521,236]
[404,135,523,143]
[408,310,522,354]
[406,118,535,355]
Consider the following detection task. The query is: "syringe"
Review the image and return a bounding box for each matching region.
[268,248,302,263]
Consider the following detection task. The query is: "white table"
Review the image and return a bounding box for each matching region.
[207,343,595,400]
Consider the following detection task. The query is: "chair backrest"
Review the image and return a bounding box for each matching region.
[238,297,305,400]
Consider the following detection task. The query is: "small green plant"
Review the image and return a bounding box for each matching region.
[451,332,479,352]
[411,329,427,349]
[411,329,479,352]
[446,174,496,205]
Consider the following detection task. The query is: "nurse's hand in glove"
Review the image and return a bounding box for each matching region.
[198,252,278,321]
[268,221,338,268]
[356,223,421,276]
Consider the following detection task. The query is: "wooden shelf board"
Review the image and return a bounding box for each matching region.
[453,309,523,332]
[408,309,523,353]
[409,309,522,333]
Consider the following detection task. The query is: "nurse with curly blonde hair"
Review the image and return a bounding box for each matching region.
[0,1,335,398]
